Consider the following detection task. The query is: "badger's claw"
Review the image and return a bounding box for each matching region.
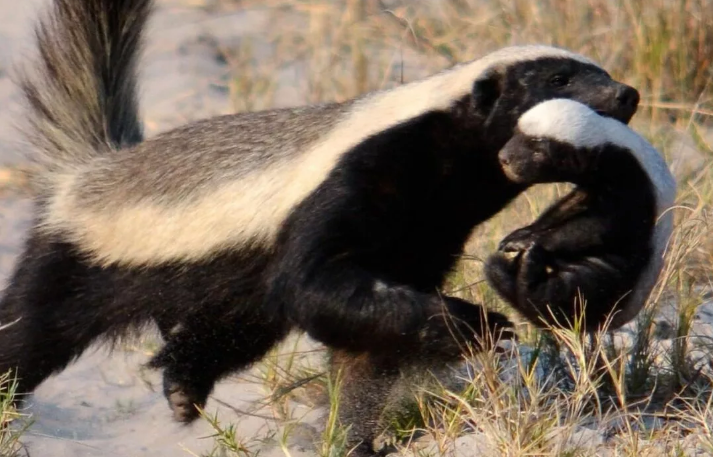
[498,228,537,253]
[481,310,517,344]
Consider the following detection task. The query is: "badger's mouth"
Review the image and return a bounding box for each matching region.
[594,109,618,120]
[596,110,630,124]
[500,162,524,183]
[600,105,638,124]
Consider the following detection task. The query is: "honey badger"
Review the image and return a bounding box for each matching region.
[0,0,641,454]
[486,99,676,333]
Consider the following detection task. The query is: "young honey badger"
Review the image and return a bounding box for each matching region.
[0,0,642,454]
[486,99,676,333]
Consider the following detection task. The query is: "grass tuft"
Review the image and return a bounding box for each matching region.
[0,370,30,457]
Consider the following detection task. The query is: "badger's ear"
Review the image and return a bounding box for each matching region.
[472,68,504,117]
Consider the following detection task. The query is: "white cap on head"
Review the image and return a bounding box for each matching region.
[516,98,676,213]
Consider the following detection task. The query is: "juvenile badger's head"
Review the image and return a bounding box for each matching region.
[496,99,674,193]
[497,99,611,184]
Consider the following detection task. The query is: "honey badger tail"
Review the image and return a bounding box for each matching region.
[20,0,151,182]
[0,0,153,395]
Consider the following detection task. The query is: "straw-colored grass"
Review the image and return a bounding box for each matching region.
[191,0,713,455]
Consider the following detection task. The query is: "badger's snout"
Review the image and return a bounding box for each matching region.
[498,146,525,183]
[616,84,640,111]
[498,135,541,183]
[609,83,640,124]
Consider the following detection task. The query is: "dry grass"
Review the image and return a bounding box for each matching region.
[193,0,713,455]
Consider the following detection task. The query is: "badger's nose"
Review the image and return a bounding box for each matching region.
[616,84,640,110]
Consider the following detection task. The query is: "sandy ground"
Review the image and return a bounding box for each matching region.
[1,1,712,456]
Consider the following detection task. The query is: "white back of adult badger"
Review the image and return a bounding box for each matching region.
[517,99,677,328]
[37,46,598,268]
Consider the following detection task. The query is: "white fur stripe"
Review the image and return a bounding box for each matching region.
[41,46,599,267]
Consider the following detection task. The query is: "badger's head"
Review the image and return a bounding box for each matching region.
[494,98,674,193]
[457,46,639,146]
[497,99,613,184]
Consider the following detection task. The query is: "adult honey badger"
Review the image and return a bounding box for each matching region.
[0,0,641,454]
[486,99,676,333]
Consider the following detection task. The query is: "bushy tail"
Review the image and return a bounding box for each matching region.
[19,0,152,182]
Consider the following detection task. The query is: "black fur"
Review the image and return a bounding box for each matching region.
[0,0,644,455]
[485,137,657,332]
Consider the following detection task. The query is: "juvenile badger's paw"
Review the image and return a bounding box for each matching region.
[484,251,519,304]
[485,240,559,318]
[484,229,537,305]
[421,297,515,356]
[498,226,538,254]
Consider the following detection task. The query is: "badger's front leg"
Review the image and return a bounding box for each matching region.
[149,303,291,423]
[329,350,401,457]
[268,229,513,455]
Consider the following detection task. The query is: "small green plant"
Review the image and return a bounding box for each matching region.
[192,408,263,457]
[320,368,350,457]
[0,370,30,457]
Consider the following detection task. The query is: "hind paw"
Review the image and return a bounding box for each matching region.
[162,377,206,423]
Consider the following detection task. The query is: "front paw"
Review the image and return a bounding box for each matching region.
[441,299,516,347]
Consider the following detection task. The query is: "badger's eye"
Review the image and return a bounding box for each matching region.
[549,74,569,87]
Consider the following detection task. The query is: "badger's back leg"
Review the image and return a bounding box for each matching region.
[329,350,402,457]
[149,306,290,422]
[145,249,292,422]
[0,231,147,397]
